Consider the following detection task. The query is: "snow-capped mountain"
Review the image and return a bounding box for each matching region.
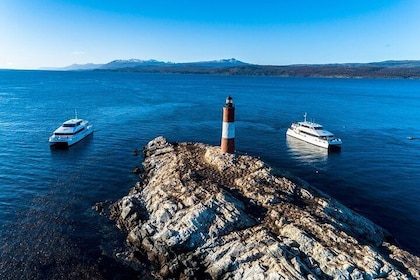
[100,59,172,69]
[51,58,248,71]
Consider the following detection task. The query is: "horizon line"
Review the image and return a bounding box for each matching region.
[2,58,420,71]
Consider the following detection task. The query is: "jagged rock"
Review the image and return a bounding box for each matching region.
[107,136,420,279]
[92,200,112,217]
[131,166,141,175]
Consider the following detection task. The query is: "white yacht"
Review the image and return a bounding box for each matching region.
[286,113,342,150]
[49,112,93,148]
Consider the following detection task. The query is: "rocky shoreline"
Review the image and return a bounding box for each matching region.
[97,136,419,279]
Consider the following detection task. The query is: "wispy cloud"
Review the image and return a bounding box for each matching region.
[72,51,85,55]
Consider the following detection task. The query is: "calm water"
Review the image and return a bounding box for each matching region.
[0,70,419,278]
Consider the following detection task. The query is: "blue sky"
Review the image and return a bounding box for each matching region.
[1,0,419,69]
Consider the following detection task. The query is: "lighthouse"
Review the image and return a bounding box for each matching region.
[221,96,235,154]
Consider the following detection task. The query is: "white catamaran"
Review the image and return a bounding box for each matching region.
[49,111,93,148]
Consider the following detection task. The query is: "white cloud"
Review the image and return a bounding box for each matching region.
[72,51,85,55]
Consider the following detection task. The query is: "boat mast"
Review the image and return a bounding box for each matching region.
[304,112,307,122]
[75,109,78,119]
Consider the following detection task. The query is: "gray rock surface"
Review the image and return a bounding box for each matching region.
[107,136,420,279]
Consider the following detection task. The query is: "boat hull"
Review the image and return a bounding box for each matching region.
[49,127,93,148]
[286,128,341,150]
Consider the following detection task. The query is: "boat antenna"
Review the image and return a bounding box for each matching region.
[75,109,78,119]
[304,112,307,122]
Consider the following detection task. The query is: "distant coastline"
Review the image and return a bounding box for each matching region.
[40,58,420,79]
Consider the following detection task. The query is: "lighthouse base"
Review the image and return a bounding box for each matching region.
[221,138,235,154]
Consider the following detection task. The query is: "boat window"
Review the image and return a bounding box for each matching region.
[54,133,73,136]
[300,130,318,137]
[63,123,76,127]
[74,127,85,134]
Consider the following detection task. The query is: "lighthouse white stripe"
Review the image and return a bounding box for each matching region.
[222,122,235,138]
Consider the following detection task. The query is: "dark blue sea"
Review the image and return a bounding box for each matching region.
[0,70,419,278]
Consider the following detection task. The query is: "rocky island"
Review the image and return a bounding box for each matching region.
[99,136,419,279]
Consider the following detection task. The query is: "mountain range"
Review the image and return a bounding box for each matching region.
[43,58,420,78]
[46,58,247,71]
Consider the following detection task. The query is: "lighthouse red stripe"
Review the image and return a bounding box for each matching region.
[223,107,235,122]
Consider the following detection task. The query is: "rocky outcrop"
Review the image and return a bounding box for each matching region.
[107,136,420,279]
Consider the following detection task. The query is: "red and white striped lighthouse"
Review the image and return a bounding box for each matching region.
[221,96,235,154]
